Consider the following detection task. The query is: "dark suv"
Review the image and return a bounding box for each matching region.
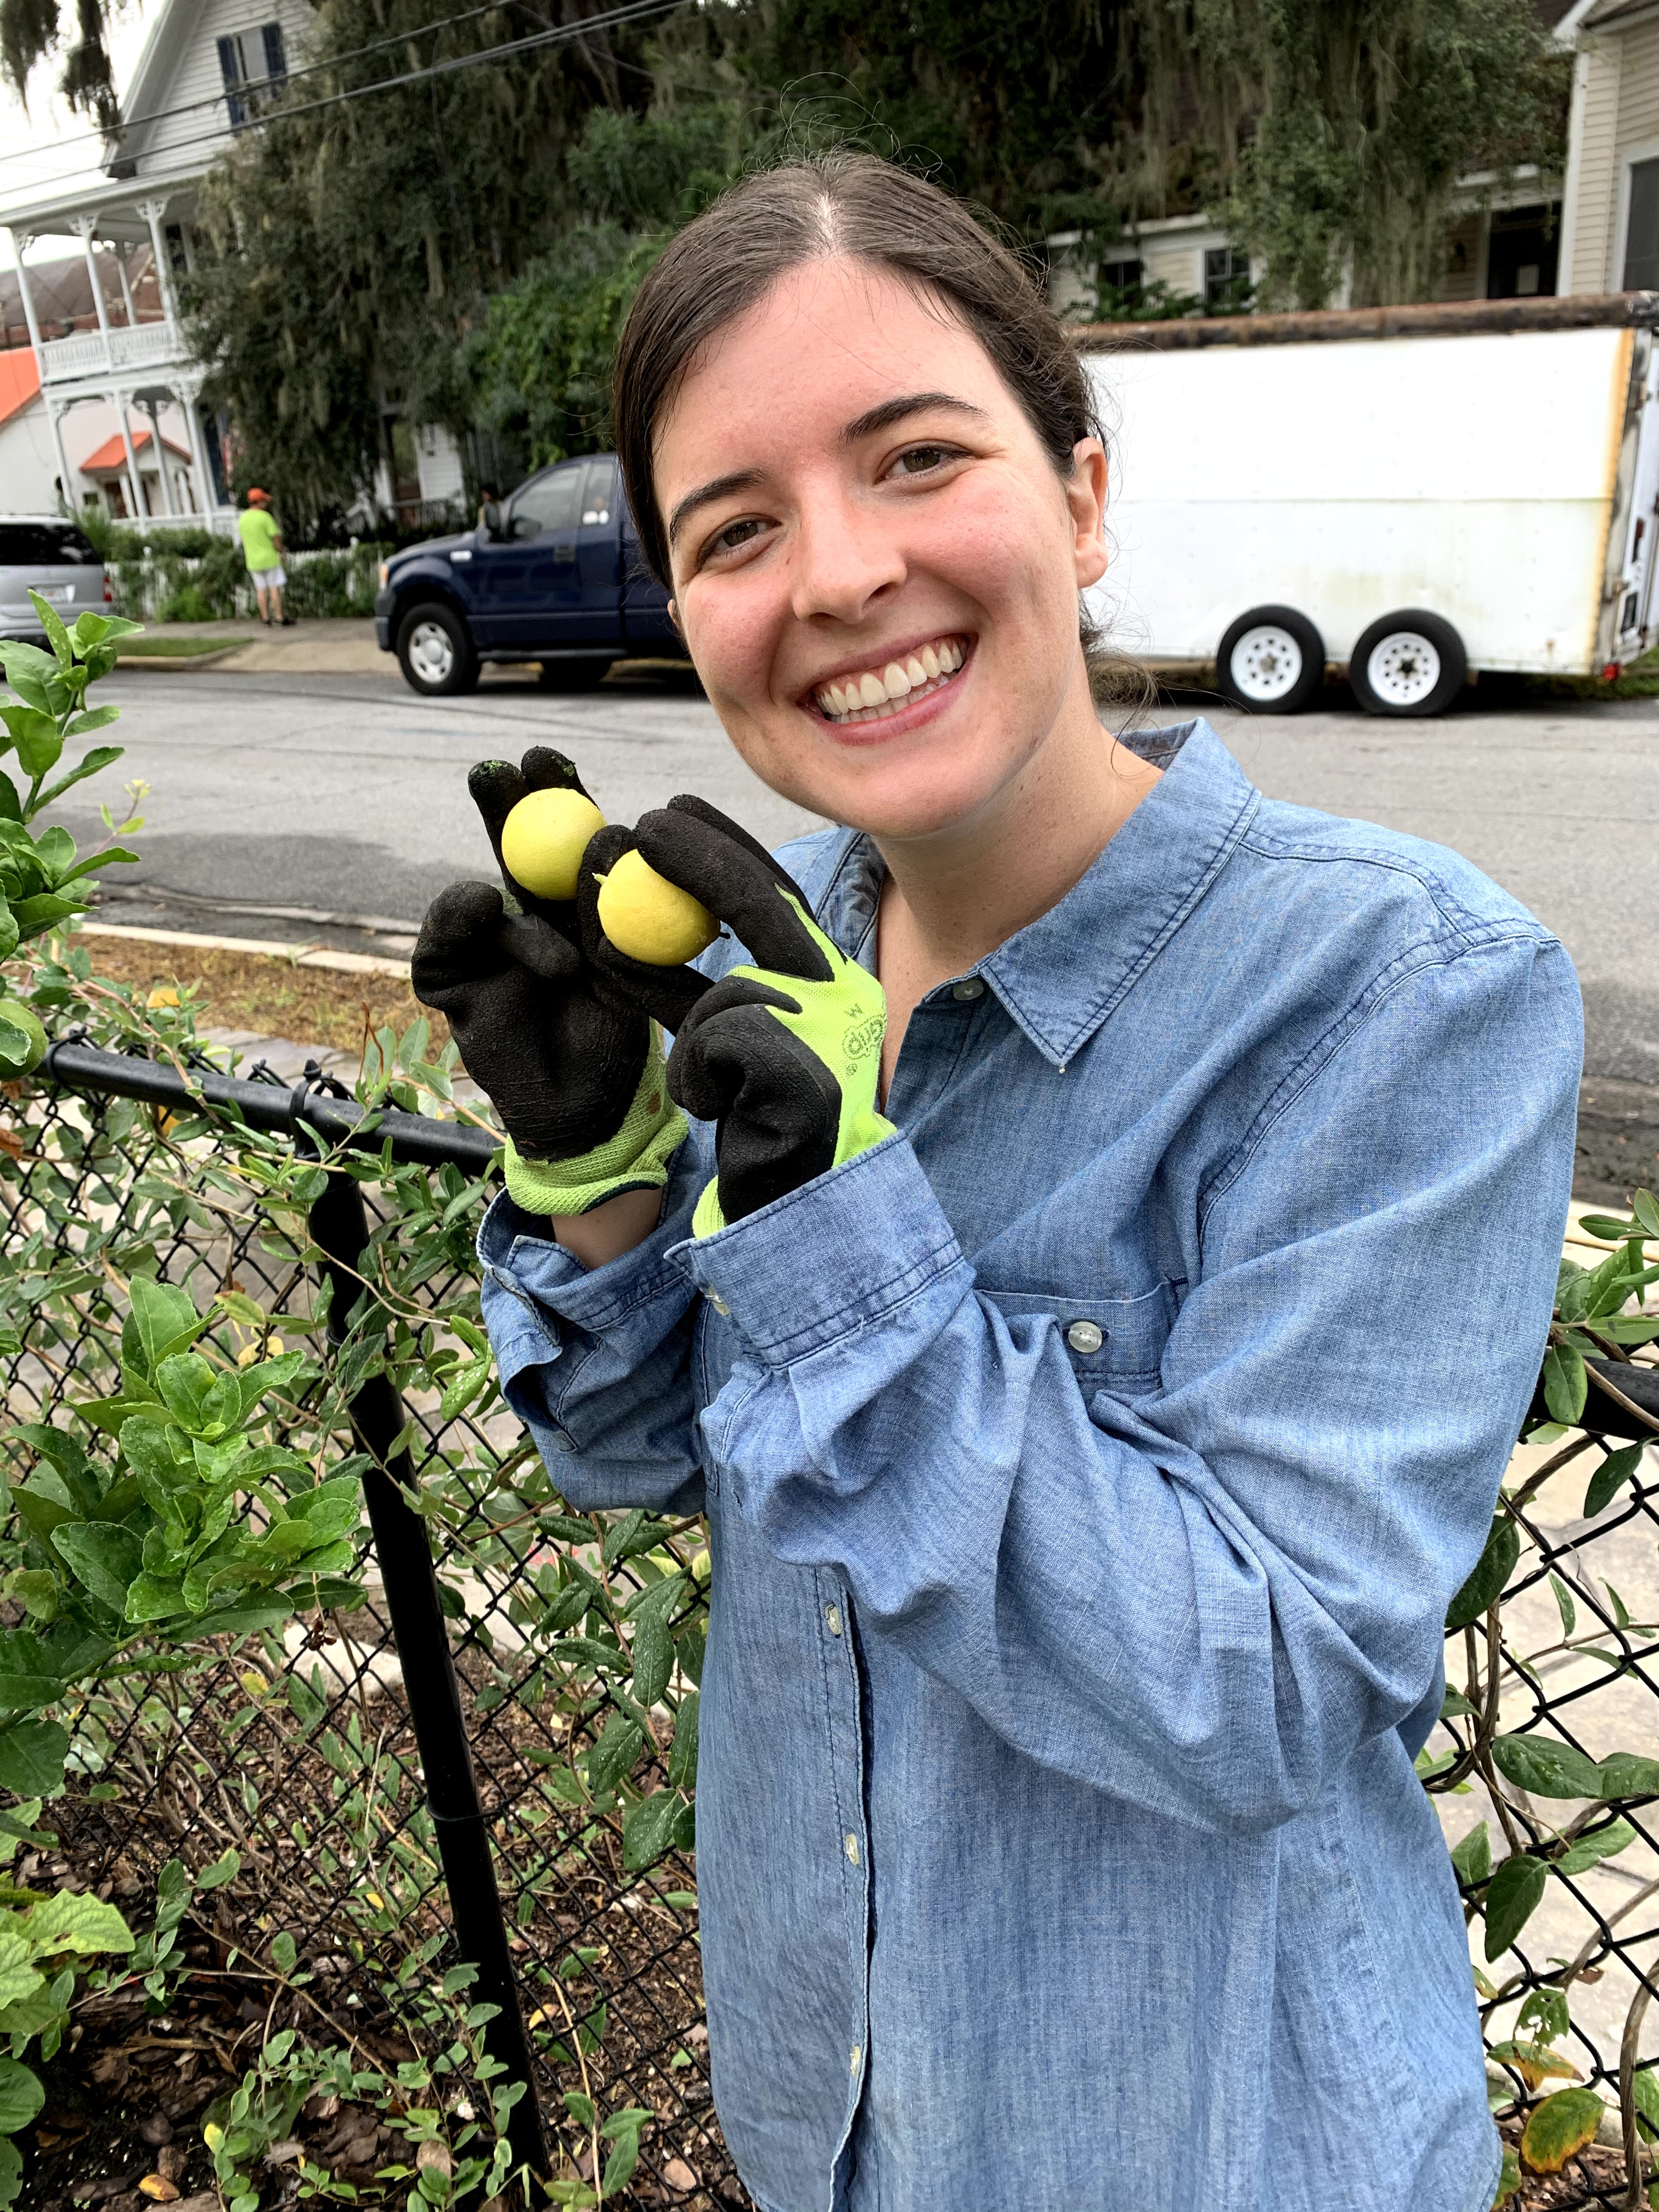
[374,453,684,696]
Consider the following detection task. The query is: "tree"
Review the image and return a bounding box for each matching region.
[181,0,662,531]
[2,0,122,129]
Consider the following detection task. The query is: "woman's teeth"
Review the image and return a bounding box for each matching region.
[813,636,967,723]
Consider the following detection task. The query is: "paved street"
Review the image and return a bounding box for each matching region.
[65,665,1659,1083]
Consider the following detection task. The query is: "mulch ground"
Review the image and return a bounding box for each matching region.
[74,935,446,1060]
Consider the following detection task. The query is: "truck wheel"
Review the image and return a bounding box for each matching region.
[397,603,478,696]
[1348,610,1466,717]
[1217,606,1326,714]
[537,658,614,691]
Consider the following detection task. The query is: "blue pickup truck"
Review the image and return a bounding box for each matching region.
[375,452,685,696]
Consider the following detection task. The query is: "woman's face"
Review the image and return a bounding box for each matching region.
[654,257,1109,844]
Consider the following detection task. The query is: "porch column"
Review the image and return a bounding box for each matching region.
[112,391,145,521]
[43,399,77,518]
[7,232,45,360]
[144,398,177,515]
[137,199,180,329]
[115,242,137,326]
[178,379,215,518]
[72,215,112,371]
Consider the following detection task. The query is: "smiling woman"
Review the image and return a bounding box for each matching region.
[417,154,1585,2212]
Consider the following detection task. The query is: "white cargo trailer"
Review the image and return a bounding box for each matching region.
[1075,294,1659,715]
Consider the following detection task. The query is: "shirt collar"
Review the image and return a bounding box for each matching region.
[812,719,1260,1070]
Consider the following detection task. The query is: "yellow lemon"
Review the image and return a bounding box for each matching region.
[500,788,606,900]
[596,850,718,965]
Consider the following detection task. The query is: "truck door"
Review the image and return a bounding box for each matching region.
[470,460,592,650]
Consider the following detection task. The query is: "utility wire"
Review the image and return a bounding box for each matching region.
[0,0,577,170]
[4,0,689,202]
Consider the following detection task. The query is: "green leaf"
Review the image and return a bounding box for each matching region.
[0,2058,43,2136]
[1483,1853,1548,1960]
[1449,1820,1491,1886]
[1492,2143,1521,2207]
[1519,2087,1605,2174]
[1556,1818,1637,1876]
[1542,1343,1589,1426]
[52,1523,142,1615]
[63,704,119,737]
[69,611,142,650]
[1635,1190,1659,1239]
[1446,1517,1520,1631]
[621,1791,682,1872]
[1549,1572,1577,1639]
[1596,1752,1659,1799]
[583,1717,643,1800]
[35,749,124,814]
[1491,1735,1604,1799]
[29,592,73,672]
[121,1278,204,1384]
[601,1508,647,1566]
[0,1630,67,1712]
[629,1577,682,1709]
[0,1722,67,1798]
[561,2091,594,2130]
[667,1691,699,1792]
[197,1848,240,1891]
[1585,1443,1645,1517]
[23,1888,133,1955]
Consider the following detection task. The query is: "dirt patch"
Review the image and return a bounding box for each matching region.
[72,935,447,1060]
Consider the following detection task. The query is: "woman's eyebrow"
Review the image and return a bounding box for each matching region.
[667,468,764,548]
[840,392,988,444]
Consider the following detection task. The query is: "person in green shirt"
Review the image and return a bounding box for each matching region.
[236,489,292,625]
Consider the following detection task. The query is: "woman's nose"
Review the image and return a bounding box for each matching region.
[788,489,906,625]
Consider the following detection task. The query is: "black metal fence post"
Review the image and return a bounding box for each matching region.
[306,1160,551,2184]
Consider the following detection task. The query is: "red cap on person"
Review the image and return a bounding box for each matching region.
[246,487,272,506]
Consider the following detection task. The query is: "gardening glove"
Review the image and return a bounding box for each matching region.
[579,796,896,1235]
[412,748,693,1217]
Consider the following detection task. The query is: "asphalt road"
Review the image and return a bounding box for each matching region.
[62,665,1659,1085]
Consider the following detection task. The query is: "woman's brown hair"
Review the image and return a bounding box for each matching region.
[611,151,1108,589]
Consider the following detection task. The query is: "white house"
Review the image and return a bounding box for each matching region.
[0,0,466,528]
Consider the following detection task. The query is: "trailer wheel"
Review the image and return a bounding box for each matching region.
[1217,606,1326,714]
[1348,610,1467,717]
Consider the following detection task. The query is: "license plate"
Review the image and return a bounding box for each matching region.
[36,585,72,603]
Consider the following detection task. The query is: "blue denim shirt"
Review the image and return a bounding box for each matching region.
[479,721,1582,2212]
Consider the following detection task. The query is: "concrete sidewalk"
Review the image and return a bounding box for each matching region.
[120,616,390,676]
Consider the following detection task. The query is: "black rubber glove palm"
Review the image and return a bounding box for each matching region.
[580,797,893,1231]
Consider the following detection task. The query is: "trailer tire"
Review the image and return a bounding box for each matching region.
[1216,606,1327,714]
[1348,610,1466,717]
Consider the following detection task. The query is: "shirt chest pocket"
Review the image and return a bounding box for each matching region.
[980,1282,1177,1397]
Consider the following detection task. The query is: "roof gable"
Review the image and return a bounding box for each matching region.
[114,0,313,182]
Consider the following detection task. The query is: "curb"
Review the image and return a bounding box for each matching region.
[115,646,247,671]
[72,919,411,980]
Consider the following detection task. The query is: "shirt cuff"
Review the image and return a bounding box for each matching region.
[668,1132,972,1365]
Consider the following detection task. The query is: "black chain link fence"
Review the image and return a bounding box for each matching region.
[2,1047,748,2209]
[8,1043,1659,2210]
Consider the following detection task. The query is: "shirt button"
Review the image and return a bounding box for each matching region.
[844,1832,860,1865]
[850,2045,862,2073]
[1066,1320,1104,1355]
[706,1290,730,1316]
[951,978,985,1001]
[826,1604,843,1635]
[550,1431,575,1453]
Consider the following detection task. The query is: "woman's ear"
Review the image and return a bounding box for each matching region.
[1067,438,1109,591]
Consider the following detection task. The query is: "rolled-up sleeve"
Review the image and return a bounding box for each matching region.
[479,1129,711,1515]
[670,933,1583,1834]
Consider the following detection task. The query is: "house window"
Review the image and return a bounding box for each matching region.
[1626,161,1659,291]
[1488,202,1559,300]
[218,22,288,132]
[1204,246,1251,313]
[1098,257,1144,312]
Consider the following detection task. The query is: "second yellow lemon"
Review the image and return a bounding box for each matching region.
[596,850,719,965]
[500,788,606,900]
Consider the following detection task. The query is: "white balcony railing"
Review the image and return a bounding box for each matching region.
[38,319,189,386]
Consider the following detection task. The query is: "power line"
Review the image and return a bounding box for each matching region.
[3,0,689,205]
[0,0,572,171]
